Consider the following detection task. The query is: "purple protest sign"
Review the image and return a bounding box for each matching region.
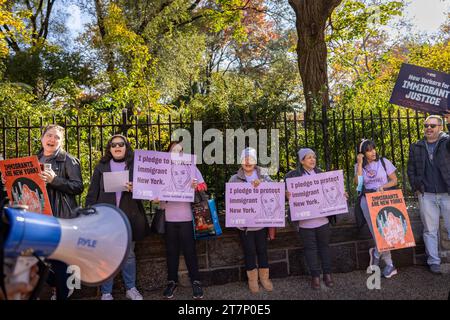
[132,150,197,202]
[225,182,285,228]
[287,170,348,221]
[390,63,450,114]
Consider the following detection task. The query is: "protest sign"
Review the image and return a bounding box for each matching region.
[225,182,285,228]
[365,189,415,252]
[132,150,196,202]
[286,170,348,221]
[390,63,450,114]
[0,156,52,215]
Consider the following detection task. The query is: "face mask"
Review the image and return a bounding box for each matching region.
[356,175,364,193]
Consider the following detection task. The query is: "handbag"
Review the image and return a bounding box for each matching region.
[150,207,165,234]
[192,191,222,240]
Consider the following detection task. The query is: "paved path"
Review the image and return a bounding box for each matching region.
[93,264,450,300]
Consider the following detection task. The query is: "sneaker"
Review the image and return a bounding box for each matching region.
[101,293,114,300]
[192,280,204,300]
[50,289,56,301]
[429,264,442,275]
[163,281,177,299]
[126,287,143,300]
[368,247,380,270]
[382,264,398,278]
[51,288,73,300]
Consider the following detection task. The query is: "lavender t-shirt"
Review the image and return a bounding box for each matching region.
[109,159,127,206]
[245,170,259,183]
[161,167,205,222]
[354,158,396,190]
[298,169,329,229]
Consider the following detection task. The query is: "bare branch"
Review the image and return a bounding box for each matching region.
[39,0,55,40]
[1,25,21,52]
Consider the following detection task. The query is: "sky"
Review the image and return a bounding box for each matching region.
[65,3,88,36]
[63,0,450,40]
[393,0,450,35]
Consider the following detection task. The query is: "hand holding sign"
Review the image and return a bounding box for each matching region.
[444,113,450,123]
[125,181,133,192]
[252,179,261,188]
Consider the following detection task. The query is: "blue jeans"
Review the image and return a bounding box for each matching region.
[418,192,450,266]
[360,196,393,266]
[101,242,136,294]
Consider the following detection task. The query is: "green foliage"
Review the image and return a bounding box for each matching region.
[1,0,449,205]
[91,3,160,115]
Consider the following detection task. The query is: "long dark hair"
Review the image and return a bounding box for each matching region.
[167,140,182,152]
[100,134,134,169]
[358,139,380,168]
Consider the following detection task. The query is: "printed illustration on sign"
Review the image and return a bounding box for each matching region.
[12,177,46,212]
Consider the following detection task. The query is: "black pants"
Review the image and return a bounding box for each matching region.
[299,223,332,277]
[46,260,69,300]
[239,229,269,271]
[165,221,200,283]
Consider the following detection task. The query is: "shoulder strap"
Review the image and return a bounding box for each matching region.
[379,157,389,180]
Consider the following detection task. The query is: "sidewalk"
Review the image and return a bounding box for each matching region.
[100,264,450,300]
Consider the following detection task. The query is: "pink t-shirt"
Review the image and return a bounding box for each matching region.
[160,167,204,222]
[298,169,329,229]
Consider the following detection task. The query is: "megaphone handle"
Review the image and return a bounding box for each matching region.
[28,259,50,301]
[8,256,38,300]
[9,267,30,300]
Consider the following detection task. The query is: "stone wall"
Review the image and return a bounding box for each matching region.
[72,201,450,298]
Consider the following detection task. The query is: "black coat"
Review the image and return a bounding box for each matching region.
[38,149,84,219]
[85,160,149,241]
[407,124,450,194]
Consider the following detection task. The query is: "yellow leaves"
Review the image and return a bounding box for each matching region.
[99,3,161,115]
[0,0,28,57]
[104,3,150,64]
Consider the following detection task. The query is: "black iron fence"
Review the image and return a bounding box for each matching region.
[0,109,434,209]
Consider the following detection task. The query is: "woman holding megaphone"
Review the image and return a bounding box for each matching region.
[85,134,149,300]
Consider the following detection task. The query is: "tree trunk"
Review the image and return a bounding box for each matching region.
[289,0,341,116]
[94,0,116,84]
[288,0,342,170]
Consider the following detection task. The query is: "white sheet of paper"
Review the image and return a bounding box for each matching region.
[103,170,129,193]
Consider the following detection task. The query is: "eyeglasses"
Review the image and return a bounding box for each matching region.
[111,141,125,148]
[424,124,439,129]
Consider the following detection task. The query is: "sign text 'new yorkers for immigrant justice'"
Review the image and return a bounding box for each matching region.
[390,63,450,114]
[132,150,197,202]
[286,170,348,221]
[226,182,285,228]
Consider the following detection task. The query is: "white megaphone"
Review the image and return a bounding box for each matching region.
[2,204,131,286]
